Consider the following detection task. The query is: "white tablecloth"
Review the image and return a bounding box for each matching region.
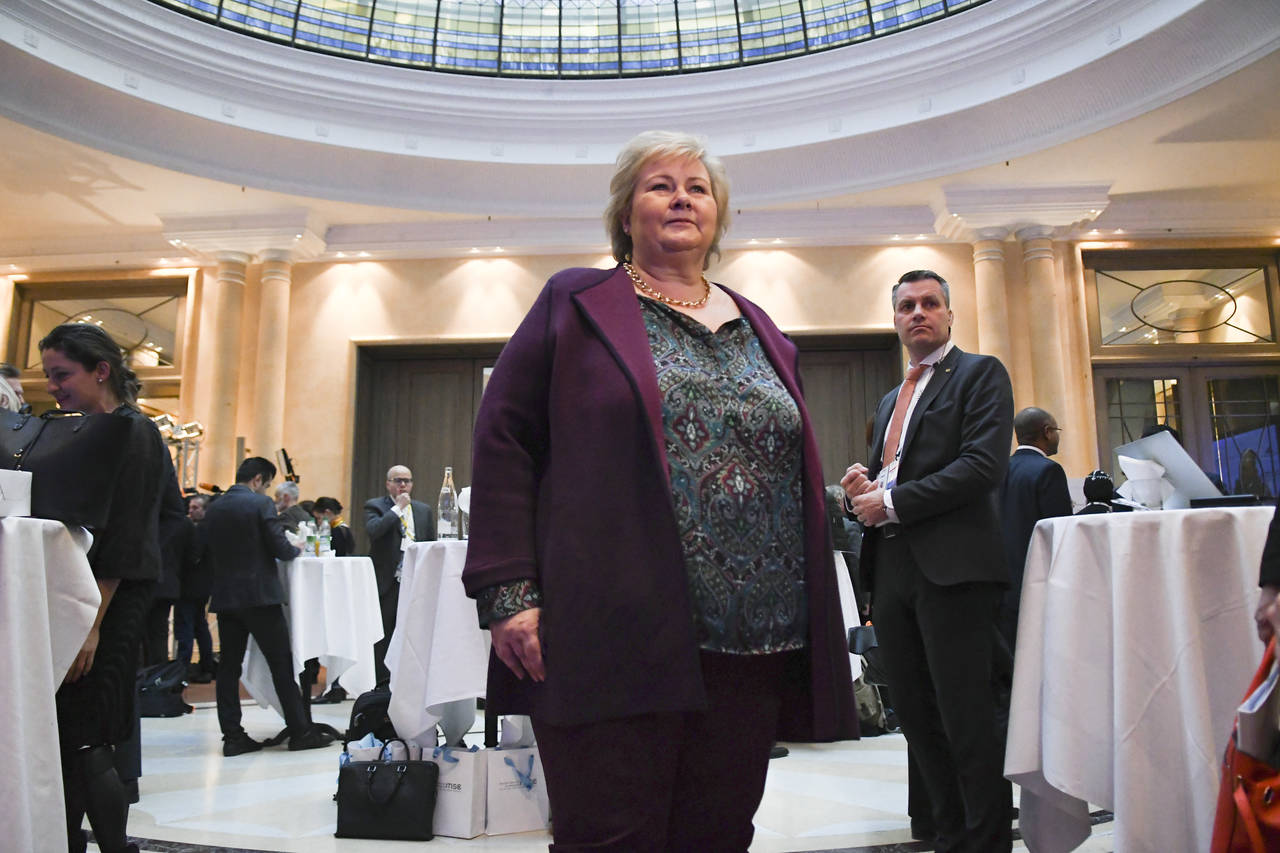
[834,551,863,682]
[387,540,490,745]
[1006,507,1270,853]
[0,517,98,853]
[244,555,382,716]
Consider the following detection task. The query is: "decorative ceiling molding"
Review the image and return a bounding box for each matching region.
[160,209,327,260]
[937,183,1112,240]
[0,0,1276,215]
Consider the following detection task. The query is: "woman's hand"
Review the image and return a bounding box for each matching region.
[490,608,546,682]
[65,625,100,684]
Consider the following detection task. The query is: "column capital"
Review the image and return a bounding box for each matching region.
[162,209,326,263]
[1014,224,1056,242]
[937,184,1111,241]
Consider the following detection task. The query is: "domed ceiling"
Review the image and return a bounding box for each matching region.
[151,0,985,77]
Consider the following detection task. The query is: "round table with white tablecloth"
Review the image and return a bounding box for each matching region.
[0,517,98,853]
[1006,506,1271,853]
[243,555,382,717]
[386,540,492,746]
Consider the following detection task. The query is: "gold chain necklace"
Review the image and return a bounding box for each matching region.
[624,263,711,309]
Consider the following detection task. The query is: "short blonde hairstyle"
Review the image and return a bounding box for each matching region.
[604,131,731,271]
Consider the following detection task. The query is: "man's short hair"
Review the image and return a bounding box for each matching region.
[235,456,277,484]
[275,480,300,500]
[891,269,951,309]
[0,363,18,380]
[1014,407,1055,444]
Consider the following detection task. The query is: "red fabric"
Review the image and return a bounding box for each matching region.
[1211,638,1280,853]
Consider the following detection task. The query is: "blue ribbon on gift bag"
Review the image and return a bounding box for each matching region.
[433,744,479,764]
[504,753,537,791]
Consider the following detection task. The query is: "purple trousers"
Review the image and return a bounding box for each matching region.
[532,650,793,853]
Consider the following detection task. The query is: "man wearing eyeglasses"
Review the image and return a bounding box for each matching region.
[364,465,436,688]
[998,407,1073,653]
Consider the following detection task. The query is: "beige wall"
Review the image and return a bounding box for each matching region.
[15,235,1275,505]
[264,244,982,507]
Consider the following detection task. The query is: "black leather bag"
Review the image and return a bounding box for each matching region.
[0,409,131,529]
[335,754,439,840]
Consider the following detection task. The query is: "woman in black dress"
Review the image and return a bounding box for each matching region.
[42,322,182,853]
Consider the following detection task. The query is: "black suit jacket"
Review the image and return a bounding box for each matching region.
[999,448,1073,595]
[204,484,301,612]
[863,345,1014,587]
[364,495,435,595]
[1260,506,1280,587]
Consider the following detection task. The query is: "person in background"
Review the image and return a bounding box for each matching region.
[42,323,185,853]
[205,457,334,756]
[998,406,1073,653]
[307,495,356,704]
[364,465,435,689]
[274,480,311,532]
[843,269,1014,851]
[463,130,856,851]
[0,362,21,412]
[312,496,355,556]
[174,494,217,683]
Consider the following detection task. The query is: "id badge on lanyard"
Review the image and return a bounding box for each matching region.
[877,459,899,491]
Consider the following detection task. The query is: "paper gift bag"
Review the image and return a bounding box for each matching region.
[485,746,551,835]
[431,745,487,838]
[0,469,31,517]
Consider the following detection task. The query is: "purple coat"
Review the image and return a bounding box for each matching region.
[462,264,857,741]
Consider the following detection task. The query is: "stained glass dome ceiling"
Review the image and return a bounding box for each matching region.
[151,0,986,77]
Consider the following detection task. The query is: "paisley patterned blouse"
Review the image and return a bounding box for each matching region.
[477,294,808,654]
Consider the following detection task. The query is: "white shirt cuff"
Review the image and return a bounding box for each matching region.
[883,488,900,524]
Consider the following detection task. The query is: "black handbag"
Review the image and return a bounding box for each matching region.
[335,741,439,841]
[0,409,131,529]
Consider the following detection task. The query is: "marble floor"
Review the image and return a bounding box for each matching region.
[100,698,1116,853]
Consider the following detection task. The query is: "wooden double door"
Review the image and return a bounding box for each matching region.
[351,335,900,548]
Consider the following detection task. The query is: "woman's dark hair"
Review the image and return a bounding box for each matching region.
[313,496,343,514]
[38,323,141,405]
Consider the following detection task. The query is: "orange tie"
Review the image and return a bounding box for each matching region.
[880,363,928,470]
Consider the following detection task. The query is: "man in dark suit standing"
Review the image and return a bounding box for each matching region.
[206,457,333,756]
[998,407,1073,652]
[364,464,435,687]
[842,269,1014,852]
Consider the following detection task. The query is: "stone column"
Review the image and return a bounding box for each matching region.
[972,227,1012,369]
[250,250,293,460]
[203,251,250,487]
[1017,226,1069,421]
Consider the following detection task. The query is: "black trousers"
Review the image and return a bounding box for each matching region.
[372,582,399,686]
[872,535,1011,853]
[173,598,214,667]
[143,598,174,666]
[215,605,308,737]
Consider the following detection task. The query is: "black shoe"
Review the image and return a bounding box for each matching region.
[313,686,348,704]
[288,727,336,751]
[769,745,789,759]
[223,733,263,757]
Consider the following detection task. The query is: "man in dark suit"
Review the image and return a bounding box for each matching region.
[998,407,1073,652]
[205,457,333,756]
[364,464,435,687]
[842,269,1014,852]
